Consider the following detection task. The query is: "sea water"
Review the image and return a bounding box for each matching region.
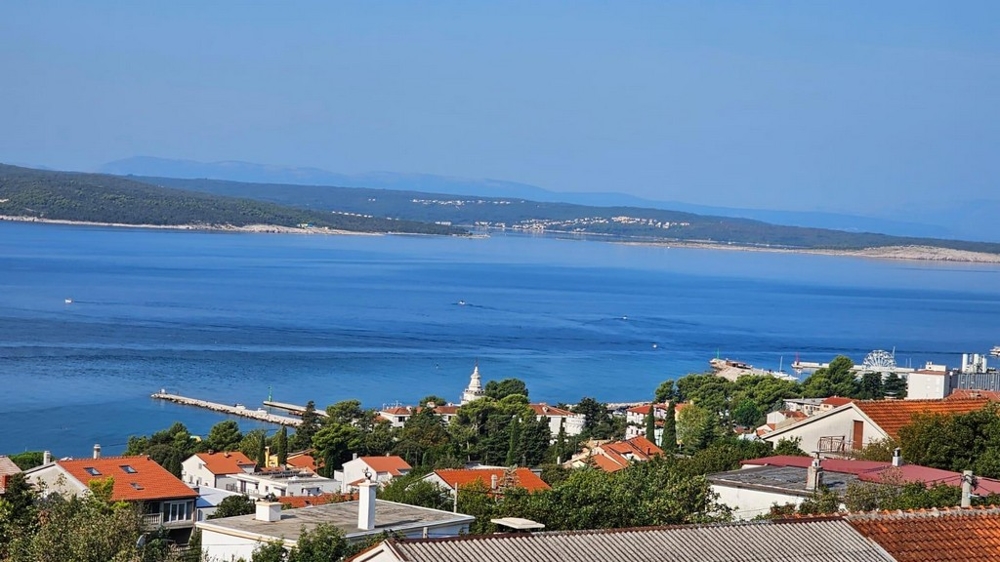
[2,221,999,457]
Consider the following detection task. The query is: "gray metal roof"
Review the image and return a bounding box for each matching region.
[380,519,897,562]
[708,465,858,497]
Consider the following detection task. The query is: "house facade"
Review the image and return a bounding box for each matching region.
[181,451,256,489]
[25,454,198,540]
[338,455,412,493]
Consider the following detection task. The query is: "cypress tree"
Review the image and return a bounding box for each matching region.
[275,426,288,466]
[661,401,677,452]
[645,402,657,443]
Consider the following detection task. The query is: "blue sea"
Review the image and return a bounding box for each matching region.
[2,221,999,458]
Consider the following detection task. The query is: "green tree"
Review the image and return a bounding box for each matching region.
[418,395,448,407]
[573,397,617,439]
[288,523,348,562]
[801,355,857,398]
[394,407,452,467]
[654,380,677,404]
[208,495,257,519]
[252,540,288,562]
[661,401,677,452]
[325,400,364,426]
[858,372,884,400]
[378,471,451,511]
[484,378,529,401]
[292,401,322,451]
[676,404,721,454]
[275,426,289,466]
[207,420,244,452]
[730,399,763,428]
[884,372,907,398]
[312,423,362,475]
[7,451,45,470]
[772,437,809,457]
[645,403,657,443]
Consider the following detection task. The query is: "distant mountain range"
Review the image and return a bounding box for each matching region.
[101,156,998,242]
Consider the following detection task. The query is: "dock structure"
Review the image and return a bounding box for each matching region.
[262,400,328,417]
[151,391,302,427]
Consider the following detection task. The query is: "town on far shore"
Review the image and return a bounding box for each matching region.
[4,349,1000,562]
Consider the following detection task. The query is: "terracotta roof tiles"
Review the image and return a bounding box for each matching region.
[433,468,550,493]
[848,507,1000,562]
[358,456,411,476]
[58,456,196,502]
[193,451,255,475]
[855,398,991,440]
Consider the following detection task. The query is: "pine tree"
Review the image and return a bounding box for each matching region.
[505,416,522,466]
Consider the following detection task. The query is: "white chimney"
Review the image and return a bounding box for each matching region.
[255,500,282,522]
[806,456,824,491]
[357,479,377,531]
[892,448,903,467]
[490,474,498,489]
[43,450,52,465]
[93,444,101,459]
[962,470,974,508]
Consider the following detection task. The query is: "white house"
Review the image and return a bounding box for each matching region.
[197,481,473,562]
[907,367,950,400]
[181,451,256,489]
[529,403,585,438]
[338,455,412,493]
[761,397,991,455]
[229,468,340,499]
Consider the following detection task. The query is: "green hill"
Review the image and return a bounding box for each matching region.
[0,164,465,235]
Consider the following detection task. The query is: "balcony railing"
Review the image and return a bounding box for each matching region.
[140,512,194,530]
[816,436,853,456]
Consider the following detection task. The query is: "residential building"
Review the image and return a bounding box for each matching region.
[761,398,991,455]
[908,366,950,400]
[339,455,412,493]
[783,398,824,416]
[229,468,340,499]
[564,436,664,472]
[0,455,22,494]
[529,402,585,437]
[286,450,319,473]
[25,453,198,541]
[192,485,243,521]
[350,517,896,562]
[847,506,1000,562]
[198,481,473,562]
[710,455,1000,520]
[623,403,670,443]
[421,468,550,495]
[181,451,256,489]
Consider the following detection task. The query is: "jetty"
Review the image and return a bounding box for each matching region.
[151,391,302,427]
[262,400,328,417]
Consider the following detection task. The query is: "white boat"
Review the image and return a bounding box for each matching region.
[64,298,73,304]
[992,346,1000,358]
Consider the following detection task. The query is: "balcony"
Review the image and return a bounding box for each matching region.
[140,512,194,530]
[816,436,854,457]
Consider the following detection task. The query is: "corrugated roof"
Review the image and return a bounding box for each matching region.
[855,398,990,440]
[378,519,897,562]
[193,451,255,475]
[433,468,550,493]
[848,507,1000,562]
[58,456,196,502]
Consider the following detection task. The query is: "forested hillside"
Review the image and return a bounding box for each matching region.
[0,164,464,235]
[140,175,1000,254]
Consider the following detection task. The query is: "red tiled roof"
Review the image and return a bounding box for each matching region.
[433,468,550,493]
[287,453,318,472]
[821,396,853,407]
[58,456,196,502]
[0,456,21,494]
[590,454,627,473]
[947,389,1000,401]
[848,507,1000,562]
[193,451,255,475]
[603,436,663,460]
[381,406,412,416]
[359,456,411,476]
[529,403,576,417]
[278,493,350,509]
[434,405,460,415]
[855,398,991,440]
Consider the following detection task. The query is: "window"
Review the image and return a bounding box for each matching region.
[84,467,101,476]
[130,482,144,490]
[165,501,190,522]
[120,465,137,474]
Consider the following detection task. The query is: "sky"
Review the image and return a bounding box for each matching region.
[1,2,997,212]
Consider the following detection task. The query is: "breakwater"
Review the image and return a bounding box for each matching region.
[151,391,302,427]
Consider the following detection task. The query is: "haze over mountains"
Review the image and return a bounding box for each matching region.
[101,157,997,242]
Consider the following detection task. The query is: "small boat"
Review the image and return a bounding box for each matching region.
[64,298,73,304]
[458,300,466,306]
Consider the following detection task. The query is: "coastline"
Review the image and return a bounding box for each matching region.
[0,214,378,236]
[4,214,999,263]
[620,240,1000,264]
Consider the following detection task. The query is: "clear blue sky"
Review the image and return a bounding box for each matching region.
[1,2,996,212]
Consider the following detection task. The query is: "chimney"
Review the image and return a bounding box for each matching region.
[490,474,498,490]
[1,474,9,491]
[255,500,282,523]
[43,450,52,465]
[892,448,903,467]
[806,456,824,492]
[357,477,377,531]
[93,444,101,459]
[962,470,974,508]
